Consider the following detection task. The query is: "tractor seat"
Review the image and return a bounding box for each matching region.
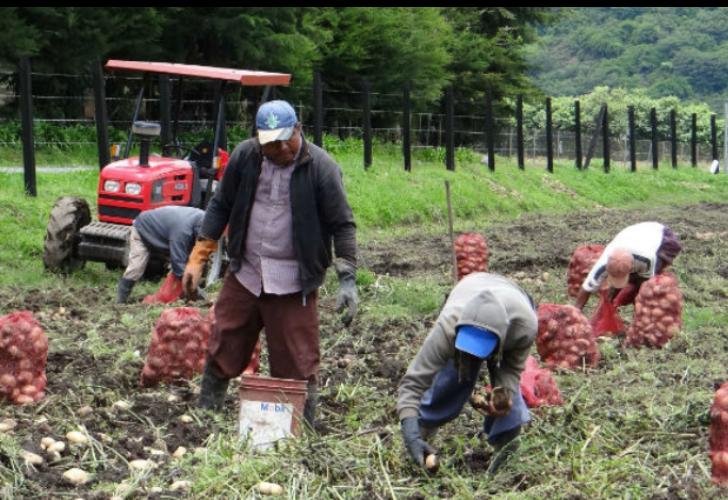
[187,141,215,178]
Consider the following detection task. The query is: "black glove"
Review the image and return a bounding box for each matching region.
[335,261,358,326]
[401,417,436,467]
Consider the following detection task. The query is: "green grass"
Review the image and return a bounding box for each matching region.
[2,141,728,286]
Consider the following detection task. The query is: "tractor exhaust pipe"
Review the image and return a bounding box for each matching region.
[132,121,161,167]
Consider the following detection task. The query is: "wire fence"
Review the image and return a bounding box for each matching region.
[0,69,721,169]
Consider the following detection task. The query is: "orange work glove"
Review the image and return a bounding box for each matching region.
[182,239,218,299]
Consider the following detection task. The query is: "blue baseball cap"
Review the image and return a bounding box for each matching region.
[256,100,298,145]
[454,325,499,359]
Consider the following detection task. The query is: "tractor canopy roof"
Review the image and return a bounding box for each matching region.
[105,60,291,86]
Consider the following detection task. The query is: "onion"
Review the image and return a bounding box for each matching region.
[66,431,88,445]
[715,390,728,410]
[16,371,33,384]
[14,394,34,405]
[20,384,37,396]
[63,468,89,485]
[0,374,16,389]
[257,481,284,496]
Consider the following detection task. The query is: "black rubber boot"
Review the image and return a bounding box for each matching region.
[116,278,136,304]
[303,382,318,430]
[487,426,521,475]
[197,360,230,411]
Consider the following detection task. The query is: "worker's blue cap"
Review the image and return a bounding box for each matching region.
[454,325,499,359]
[256,100,298,144]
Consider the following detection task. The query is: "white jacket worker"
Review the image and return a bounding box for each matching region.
[575,221,682,310]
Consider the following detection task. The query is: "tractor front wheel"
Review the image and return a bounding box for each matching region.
[43,196,91,273]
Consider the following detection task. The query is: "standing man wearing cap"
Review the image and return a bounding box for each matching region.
[575,221,682,310]
[397,272,537,474]
[182,100,358,427]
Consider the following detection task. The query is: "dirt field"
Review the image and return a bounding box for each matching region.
[1,202,727,498]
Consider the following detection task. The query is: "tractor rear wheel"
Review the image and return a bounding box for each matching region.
[43,196,91,273]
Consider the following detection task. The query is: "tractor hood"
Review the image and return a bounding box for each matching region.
[97,155,196,224]
[102,155,192,179]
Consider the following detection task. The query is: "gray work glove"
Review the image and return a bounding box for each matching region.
[335,260,358,326]
[401,417,436,467]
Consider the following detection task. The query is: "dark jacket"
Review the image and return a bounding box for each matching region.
[133,206,205,277]
[199,136,357,296]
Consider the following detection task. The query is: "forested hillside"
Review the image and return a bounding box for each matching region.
[527,7,728,111]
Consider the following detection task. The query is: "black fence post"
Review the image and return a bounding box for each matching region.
[516,95,524,170]
[546,97,553,173]
[313,70,323,147]
[19,57,36,196]
[584,104,605,170]
[363,79,372,169]
[485,87,495,171]
[602,103,610,173]
[445,85,455,171]
[628,105,636,172]
[158,74,171,156]
[691,113,697,167]
[93,59,110,169]
[670,109,677,169]
[711,113,718,161]
[574,99,582,170]
[651,107,658,170]
[403,83,411,172]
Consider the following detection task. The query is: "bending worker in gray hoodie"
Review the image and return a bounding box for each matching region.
[397,272,537,474]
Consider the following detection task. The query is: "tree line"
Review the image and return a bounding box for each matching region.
[0,7,553,119]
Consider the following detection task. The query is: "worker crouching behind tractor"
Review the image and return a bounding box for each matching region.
[116,206,205,304]
[397,272,537,474]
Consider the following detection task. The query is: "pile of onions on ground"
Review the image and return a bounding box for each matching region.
[519,355,563,407]
[710,381,728,486]
[625,273,683,349]
[140,307,211,387]
[536,304,600,370]
[0,311,48,405]
[566,244,605,298]
[454,232,489,280]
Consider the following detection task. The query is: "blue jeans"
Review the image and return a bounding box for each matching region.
[418,359,530,444]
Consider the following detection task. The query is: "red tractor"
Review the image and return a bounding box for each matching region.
[42,60,290,284]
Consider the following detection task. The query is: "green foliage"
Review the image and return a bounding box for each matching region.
[505,86,721,142]
[528,7,728,112]
[0,7,551,125]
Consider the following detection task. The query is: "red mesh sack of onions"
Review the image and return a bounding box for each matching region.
[455,232,489,280]
[625,273,682,349]
[566,244,605,298]
[536,304,600,370]
[519,355,563,408]
[710,382,728,486]
[0,311,48,405]
[140,307,211,387]
[206,305,261,375]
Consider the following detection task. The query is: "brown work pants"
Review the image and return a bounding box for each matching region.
[207,272,320,383]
